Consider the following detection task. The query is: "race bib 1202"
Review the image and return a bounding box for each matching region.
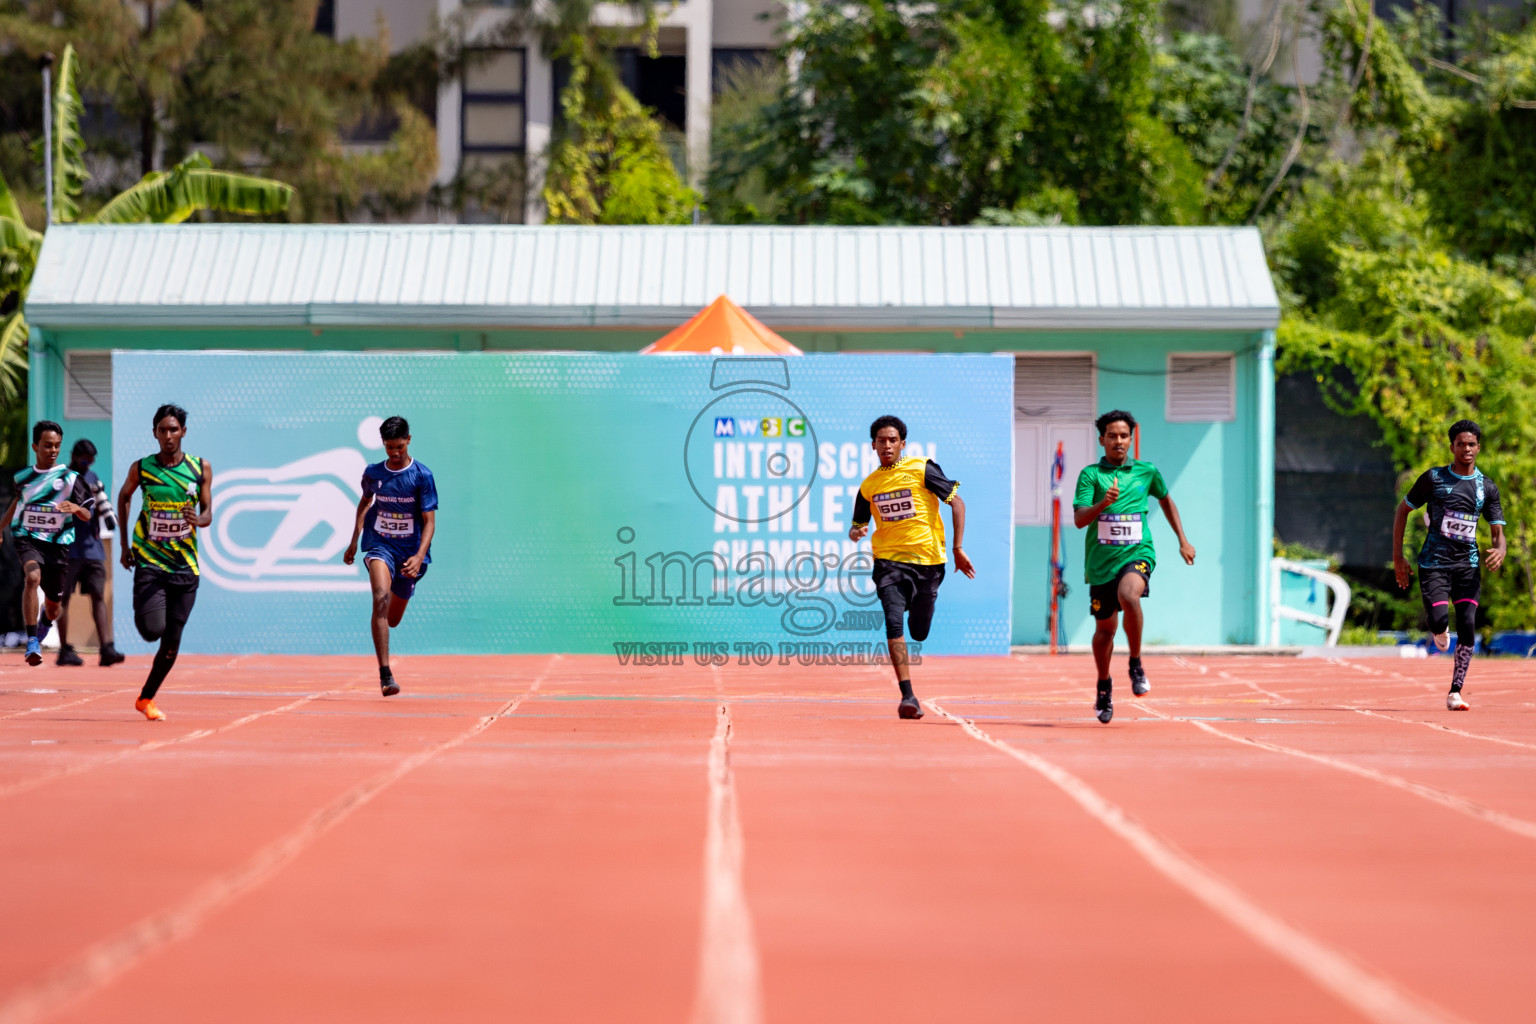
[1441,510,1478,543]
[1097,513,1143,546]
[147,508,192,541]
[374,511,416,538]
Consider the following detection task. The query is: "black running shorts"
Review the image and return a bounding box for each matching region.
[1419,564,1480,614]
[1089,559,1153,621]
[13,536,70,603]
[61,558,106,600]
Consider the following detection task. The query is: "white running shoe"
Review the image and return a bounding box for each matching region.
[1433,632,1450,652]
[1447,691,1470,711]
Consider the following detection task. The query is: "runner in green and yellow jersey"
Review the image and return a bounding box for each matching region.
[115,404,213,722]
[1073,410,1196,724]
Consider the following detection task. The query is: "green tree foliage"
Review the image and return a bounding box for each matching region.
[709,0,1303,226]
[538,0,698,224]
[0,1,436,222]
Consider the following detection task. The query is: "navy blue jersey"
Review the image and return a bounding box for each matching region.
[360,459,438,561]
[1405,466,1504,569]
[67,469,107,562]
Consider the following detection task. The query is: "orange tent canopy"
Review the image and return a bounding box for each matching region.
[640,295,803,355]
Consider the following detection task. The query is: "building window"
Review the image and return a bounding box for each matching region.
[462,48,527,158]
[314,0,335,37]
[64,351,112,420]
[1013,355,1096,526]
[1166,353,1236,422]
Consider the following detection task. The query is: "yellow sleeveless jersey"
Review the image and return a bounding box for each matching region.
[853,456,959,566]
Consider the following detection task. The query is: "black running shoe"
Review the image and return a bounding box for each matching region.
[381,677,400,697]
[98,643,125,667]
[1129,662,1149,697]
[55,645,83,667]
[898,695,924,719]
[1095,685,1114,724]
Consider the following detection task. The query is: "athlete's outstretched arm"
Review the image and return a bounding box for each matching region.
[116,461,141,569]
[948,494,975,578]
[403,511,435,578]
[342,492,373,566]
[1392,501,1413,588]
[1488,523,1507,572]
[1157,495,1196,565]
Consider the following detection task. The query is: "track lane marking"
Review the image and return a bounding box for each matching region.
[1348,708,1536,753]
[1133,703,1536,843]
[0,657,557,1024]
[0,682,368,802]
[0,688,134,722]
[689,702,763,1024]
[929,700,1465,1024]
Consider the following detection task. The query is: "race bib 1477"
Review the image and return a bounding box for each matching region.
[1097,513,1143,546]
[1441,510,1478,543]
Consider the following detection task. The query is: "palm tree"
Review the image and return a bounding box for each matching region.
[0,45,296,406]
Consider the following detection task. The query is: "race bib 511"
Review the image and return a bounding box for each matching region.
[1097,513,1143,546]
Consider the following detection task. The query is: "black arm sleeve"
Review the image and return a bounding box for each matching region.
[852,492,871,526]
[1404,470,1433,509]
[1485,479,1505,524]
[69,477,94,508]
[923,460,959,502]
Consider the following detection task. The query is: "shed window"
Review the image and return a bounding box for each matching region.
[64,351,112,420]
[1014,355,1096,526]
[1166,353,1235,422]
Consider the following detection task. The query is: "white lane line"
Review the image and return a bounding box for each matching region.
[0,689,134,722]
[0,659,555,1024]
[1216,669,1289,704]
[929,701,1464,1024]
[1133,703,1536,843]
[689,703,764,1024]
[1349,708,1536,753]
[1172,656,1208,675]
[0,683,363,802]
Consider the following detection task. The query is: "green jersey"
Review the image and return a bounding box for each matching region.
[10,464,89,545]
[1073,457,1169,585]
[130,453,204,574]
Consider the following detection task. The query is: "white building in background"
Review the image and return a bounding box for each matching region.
[323,0,783,223]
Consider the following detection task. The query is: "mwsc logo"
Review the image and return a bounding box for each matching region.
[712,416,807,438]
[199,436,375,593]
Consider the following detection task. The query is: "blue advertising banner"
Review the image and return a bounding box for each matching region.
[112,351,1013,656]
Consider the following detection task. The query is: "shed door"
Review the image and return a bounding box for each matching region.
[1013,355,1096,526]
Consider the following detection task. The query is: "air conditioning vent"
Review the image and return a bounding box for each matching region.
[64,352,112,420]
[1014,355,1095,421]
[1166,352,1234,422]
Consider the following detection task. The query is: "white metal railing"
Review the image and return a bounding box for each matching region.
[1270,558,1352,647]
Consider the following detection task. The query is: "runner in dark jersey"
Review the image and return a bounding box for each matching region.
[1393,419,1506,711]
[116,404,213,721]
[1,421,94,666]
[57,438,125,667]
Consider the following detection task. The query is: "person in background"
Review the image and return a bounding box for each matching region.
[57,439,125,667]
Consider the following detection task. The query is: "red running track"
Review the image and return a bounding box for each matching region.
[0,652,1533,1023]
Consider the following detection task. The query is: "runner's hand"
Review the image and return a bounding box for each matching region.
[848,523,869,543]
[402,553,424,578]
[954,547,976,579]
[1393,554,1411,589]
[343,542,357,566]
[1179,540,1196,566]
[181,504,199,526]
[120,546,132,570]
[1487,546,1506,572]
[1101,480,1120,508]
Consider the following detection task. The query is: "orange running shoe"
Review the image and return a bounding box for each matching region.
[135,698,166,721]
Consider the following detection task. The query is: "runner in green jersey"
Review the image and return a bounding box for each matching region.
[115,404,213,722]
[1072,410,1196,723]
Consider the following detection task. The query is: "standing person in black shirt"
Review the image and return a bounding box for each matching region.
[1393,419,1506,710]
[57,439,125,667]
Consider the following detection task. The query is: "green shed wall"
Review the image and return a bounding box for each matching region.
[32,323,1273,647]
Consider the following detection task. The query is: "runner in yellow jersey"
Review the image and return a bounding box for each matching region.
[849,415,975,720]
[116,404,213,721]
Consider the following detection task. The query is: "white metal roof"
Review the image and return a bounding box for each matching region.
[27,224,1280,331]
